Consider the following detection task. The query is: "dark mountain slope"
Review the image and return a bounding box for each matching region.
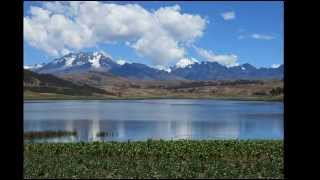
[110,63,184,80]
[24,70,114,96]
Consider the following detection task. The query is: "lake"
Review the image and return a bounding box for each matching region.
[24,99,283,142]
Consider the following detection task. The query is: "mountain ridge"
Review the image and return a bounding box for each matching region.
[27,51,283,81]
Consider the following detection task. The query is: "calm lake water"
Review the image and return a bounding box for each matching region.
[24,99,283,142]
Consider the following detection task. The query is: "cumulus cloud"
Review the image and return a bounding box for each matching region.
[221,11,235,20]
[43,1,80,17]
[251,33,275,40]
[154,5,207,43]
[131,33,185,65]
[24,5,95,56]
[194,46,239,67]
[24,2,207,66]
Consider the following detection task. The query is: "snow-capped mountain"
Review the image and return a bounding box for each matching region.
[32,51,283,80]
[173,58,199,69]
[170,61,283,80]
[111,63,182,80]
[154,65,172,73]
[116,59,130,65]
[271,64,281,68]
[24,63,46,70]
[35,52,120,74]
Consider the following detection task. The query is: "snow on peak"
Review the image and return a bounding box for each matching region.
[24,65,32,69]
[50,51,114,68]
[89,52,102,68]
[241,67,246,70]
[93,52,99,56]
[53,58,63,64]
[92,51,104,57]
[36,64,45,69]
[99,51,112,59]
[154,65,171,73]
[271,64,281,68]
[24,63,45,69]
[64,55,76,67]
[116,59,127,65]
[175,58,199,68]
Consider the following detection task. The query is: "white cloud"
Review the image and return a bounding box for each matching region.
[237,33,275,40]
[251,33,275,40]
[154,5,207,42]
[24,2,207,66]
[131,33,185,66]
[194,46,239,67]
[221,11,235,20]
[271,64,281,68]
[43,1,81,17]
[175,57,199,68]
[24,8,94,56]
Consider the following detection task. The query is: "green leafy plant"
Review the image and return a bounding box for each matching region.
[24,140,283,179]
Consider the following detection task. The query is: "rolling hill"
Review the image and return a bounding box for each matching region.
[24,69,115,97]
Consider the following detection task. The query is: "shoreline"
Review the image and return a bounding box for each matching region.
[24,95,283,102]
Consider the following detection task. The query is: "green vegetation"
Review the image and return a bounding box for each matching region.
[270,87,283,96]
[24,131,77,140]
[24,140,283,179]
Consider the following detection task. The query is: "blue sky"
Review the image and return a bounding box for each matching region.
[24,1,283,68]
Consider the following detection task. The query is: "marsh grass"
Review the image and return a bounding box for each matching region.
[96,131,116,137]
[24,131,77,140]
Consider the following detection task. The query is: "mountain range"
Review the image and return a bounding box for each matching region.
[27,52,283,81]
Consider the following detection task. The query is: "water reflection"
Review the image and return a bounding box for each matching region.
[24,118,283,142]
[24,99,283,142]
[172,120,192,139]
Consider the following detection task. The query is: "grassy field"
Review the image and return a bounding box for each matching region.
[24,78,283,101]
[24,140,283,179]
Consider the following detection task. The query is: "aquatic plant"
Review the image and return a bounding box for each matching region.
[96,131,115,137]
[24,131,77,140]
